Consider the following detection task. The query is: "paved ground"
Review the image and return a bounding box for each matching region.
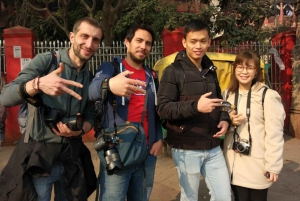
[1,134,299,201]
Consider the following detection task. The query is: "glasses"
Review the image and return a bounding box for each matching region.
[235,65,255,73]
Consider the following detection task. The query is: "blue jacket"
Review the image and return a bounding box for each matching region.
[89,57,163,149]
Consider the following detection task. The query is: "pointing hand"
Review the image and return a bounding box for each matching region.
[39,63,83,100]
[109,70,146,97]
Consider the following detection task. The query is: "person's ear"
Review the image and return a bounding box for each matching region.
[182,38,186,48]
[69,32,75,43]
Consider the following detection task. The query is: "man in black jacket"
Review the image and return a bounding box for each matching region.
[157,19,231,201]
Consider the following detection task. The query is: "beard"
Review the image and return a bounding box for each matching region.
[72,44,95,61]
[128,52,146,65]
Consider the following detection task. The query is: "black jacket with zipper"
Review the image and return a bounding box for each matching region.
[157,50,230,150]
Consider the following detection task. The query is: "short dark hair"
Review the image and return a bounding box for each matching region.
[228,49,262,93]
[72,17,103,34]
[183,19,211,39]
[125,24,155,45]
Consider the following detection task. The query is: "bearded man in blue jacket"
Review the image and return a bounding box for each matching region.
[89,24,163,201]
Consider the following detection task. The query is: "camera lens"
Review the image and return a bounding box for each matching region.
[61,115,83,131]
[93,135,108,151]
[237,143,246,153]
[104,145,124,175]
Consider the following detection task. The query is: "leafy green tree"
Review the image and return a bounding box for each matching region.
[113,0,178,42]
[164,0,274,46]
[0,0,281,47]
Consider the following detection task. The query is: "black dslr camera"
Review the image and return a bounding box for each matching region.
[44,108,83,132]
[232,139,251,155]
[94,132,124,175]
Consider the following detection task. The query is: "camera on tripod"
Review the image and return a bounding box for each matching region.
[44,107,83,132]
[94,132,124,175]
[232,139,251,155]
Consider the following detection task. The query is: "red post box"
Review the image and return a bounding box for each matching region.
[2,26,37,146]
[161,27,184,57]
[271,31,295,133]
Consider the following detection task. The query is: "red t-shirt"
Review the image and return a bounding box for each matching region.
[122,60,149,143]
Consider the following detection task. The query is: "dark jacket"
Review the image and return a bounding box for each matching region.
[0,135,97,201]
[89,56,163,149]
[157,50,230,150]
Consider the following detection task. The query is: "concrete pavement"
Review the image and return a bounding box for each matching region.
[1,134,299,201]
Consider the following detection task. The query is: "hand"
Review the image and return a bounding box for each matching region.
[197,92,223,113]
[149,140,163,156]
[230,110,247,126]
[264,171,278,182]
[109,70,146,97]
[52,121,82,137]
[39,63,83,100]
[213,121,229,138]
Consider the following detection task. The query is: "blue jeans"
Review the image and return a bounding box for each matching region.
[144,153,157,201]
[172,146,231,201]
[98,151,145,201]
[31,162,67,201]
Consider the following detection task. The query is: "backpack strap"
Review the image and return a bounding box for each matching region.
[262,86,268,108]
[46,51,60,74]
[110,60,119,75]
[172,61,185,94]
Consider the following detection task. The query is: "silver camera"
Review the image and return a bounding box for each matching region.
[233,139,251,155]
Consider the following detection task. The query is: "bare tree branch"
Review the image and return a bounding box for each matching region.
[112,0,132,24]
[102,0,133,45]
[25,0,70,37]
[58,0,68,34]
[79,0,96,18]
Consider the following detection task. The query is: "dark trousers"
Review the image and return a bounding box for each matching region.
[231,184,268,201]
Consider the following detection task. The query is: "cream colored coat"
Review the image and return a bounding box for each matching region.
[222,83,285,189]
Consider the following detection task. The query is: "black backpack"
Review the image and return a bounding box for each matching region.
[18,51,60,135]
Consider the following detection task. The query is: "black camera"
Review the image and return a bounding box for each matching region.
[232,139,251,155]
[44,108,83,132]
[220,101,235,113]
[94,132,124,175]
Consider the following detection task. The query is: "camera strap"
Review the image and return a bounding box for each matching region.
[141,91,148,124]
[246,88,252,147]
[233,88,252,146]
[233,91,239,143]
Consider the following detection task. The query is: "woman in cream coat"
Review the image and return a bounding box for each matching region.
[222,49,285,201]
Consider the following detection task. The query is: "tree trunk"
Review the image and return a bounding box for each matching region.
[289,0,300,139]
[101,0,132,47]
